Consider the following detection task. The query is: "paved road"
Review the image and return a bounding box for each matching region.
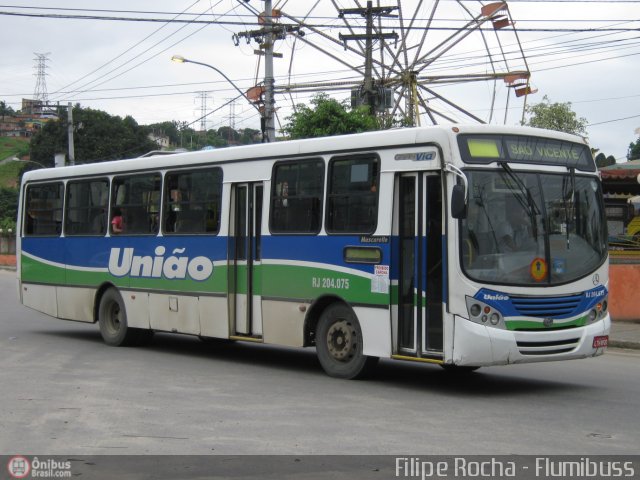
[1,269,639,456]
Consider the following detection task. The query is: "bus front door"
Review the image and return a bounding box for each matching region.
[394,173,444,359]
[230,183,264,339]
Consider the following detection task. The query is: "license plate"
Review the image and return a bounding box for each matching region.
[593,335,608,348]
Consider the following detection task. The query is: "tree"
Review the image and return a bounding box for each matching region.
[0,100,14,121]
[522,95,588,136]
[146,120,183,146]
[30,105,158,166]
[0,187,18,231]
[283,94,378,139]
[629,137,640,161]
[595,152,616,168]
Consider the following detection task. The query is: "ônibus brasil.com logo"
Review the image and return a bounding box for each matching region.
[7,456,72,478]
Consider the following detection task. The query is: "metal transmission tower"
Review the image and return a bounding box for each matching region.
[233,0,302,142]
[278,1,533,127]
[33,52,51,114]
[196,91,210,132]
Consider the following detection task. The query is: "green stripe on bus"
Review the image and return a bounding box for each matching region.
[504,315,588,331]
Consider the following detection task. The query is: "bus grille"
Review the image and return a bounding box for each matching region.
[510,294,582,319]
[516,338,580,356]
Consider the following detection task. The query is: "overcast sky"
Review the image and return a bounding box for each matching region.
[1,0,638,160]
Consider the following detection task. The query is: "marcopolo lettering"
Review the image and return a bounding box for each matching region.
[109,246,214,281]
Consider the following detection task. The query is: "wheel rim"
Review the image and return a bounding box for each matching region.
[326,319,356,362]
[104,300,122,336]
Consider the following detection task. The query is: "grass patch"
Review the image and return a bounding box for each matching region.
[0,137,29,160]
[0,162,22,189]
[0,137,30,189]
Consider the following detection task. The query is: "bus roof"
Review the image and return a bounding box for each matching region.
[21,125,588,183]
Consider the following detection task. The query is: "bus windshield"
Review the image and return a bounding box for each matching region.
[460,169,607,286]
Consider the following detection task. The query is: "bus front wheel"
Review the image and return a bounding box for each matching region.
[315,303,378,379]
[98,288,151,346]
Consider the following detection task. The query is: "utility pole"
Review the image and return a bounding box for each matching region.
[67,102,75,165]
[338,2,398,116]
[233,1,302,142]
[225,98,237,143]
[259,0,276,143]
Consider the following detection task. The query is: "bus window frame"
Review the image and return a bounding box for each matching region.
[64,177,110,237]
[23,181,65,237]
[269,157,325,236]
[162,166,224,236]
[110,172,162,236]
[325,153,380,235]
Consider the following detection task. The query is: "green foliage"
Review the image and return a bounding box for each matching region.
[0,162,23,189]
[595,152,616,168]
[522,95,588,136]
[629,137,640,161]
[147,121,262,150]
[0,100,15,120]
[30,106,159,166]
[0,186,18,231]
[283,94,379,139]
[146,120,184,146]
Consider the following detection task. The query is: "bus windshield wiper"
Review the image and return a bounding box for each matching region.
[499,162,540,238]
[562,167,576,250]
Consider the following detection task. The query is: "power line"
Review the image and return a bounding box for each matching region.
[588,114,640,127]
[49,0,201,98]
[0,10,639,33]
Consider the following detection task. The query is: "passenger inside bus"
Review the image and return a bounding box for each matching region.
[111,208,124,234]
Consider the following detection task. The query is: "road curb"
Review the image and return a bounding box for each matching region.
[609,340,640,350]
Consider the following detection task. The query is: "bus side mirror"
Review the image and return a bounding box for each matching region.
[451,184,467,219]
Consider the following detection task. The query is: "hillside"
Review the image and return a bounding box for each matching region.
[0,137,29,189]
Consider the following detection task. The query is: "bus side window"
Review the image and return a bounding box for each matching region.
[326,155,379,234]
[269,159,324,234]
[163,168,223,235]
[65,179,109,236]
[111,173,161,235]
[24,182,64,237]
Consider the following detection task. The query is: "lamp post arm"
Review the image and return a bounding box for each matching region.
[182,59,261,114]
[12,158,48,169]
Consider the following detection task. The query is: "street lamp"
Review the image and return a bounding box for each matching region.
[171,55,267,141]
[11,157,47,169]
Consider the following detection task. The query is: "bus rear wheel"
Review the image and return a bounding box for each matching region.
[315,303,378,379]
[98,288,151,346]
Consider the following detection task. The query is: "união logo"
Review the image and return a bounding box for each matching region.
[108,247,214,281]
[482,293,509,301]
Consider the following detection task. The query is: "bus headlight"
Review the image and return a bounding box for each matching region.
[465,296,505,329]
[588,296,608,322]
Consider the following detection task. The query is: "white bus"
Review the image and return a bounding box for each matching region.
[16,125,610,378]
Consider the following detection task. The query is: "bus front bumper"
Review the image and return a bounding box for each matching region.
[451,314,611,367]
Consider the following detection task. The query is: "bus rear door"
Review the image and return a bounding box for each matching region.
[230,183,263,339]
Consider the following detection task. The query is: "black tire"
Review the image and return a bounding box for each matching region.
[98,288,148,346]
[315,303,378,379]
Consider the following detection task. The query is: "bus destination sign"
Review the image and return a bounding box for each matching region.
[458,134,594,172]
